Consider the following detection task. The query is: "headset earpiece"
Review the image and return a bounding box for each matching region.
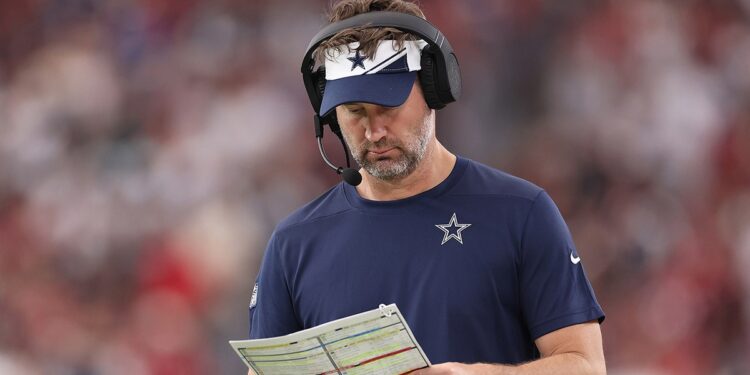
[432,49,461,107]
[316,69,327,100]
[313,68,342,129]
[418,45,445,110]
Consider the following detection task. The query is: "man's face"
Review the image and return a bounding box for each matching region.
[335,82,434,181]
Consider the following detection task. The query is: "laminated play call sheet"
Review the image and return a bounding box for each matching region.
[229,304,430,375]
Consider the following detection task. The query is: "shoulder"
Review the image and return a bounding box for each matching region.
[274,183,353,235]
[452,157,543,202]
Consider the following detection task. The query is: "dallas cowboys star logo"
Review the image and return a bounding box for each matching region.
[435,213,472,245]
[347,50,366,71]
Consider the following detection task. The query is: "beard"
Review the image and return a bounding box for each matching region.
[343,112,434,182]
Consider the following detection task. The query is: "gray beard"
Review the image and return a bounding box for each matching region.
[346,117,433,182]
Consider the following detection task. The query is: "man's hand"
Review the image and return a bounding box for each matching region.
[412,362,511,375]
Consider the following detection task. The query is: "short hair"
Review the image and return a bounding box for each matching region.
[312,0,426,66]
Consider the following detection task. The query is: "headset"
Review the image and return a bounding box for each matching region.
[300,11,462,186]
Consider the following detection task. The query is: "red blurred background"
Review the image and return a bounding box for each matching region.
[1,1,749,374]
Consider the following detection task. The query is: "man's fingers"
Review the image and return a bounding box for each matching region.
[410,363,448,374]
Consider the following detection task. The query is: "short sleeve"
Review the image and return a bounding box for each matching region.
[248,232,302,339]
[519,191,605,340]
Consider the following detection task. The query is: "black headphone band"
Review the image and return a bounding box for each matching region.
[303,12,453,61]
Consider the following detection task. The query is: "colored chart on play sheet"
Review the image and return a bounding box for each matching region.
[230,304,430,375]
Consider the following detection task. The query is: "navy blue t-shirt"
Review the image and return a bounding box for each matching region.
[249,156,604,365]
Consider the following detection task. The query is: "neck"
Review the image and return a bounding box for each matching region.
[355,139,456,201]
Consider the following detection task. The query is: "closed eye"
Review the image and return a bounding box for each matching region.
[344,106,364,115]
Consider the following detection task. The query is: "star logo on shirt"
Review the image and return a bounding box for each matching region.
[435,213,472,245]
[347,50,366,71]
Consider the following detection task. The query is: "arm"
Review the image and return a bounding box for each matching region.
[248,233,301,339]
[245,233,301,375]
[413,321,605,375]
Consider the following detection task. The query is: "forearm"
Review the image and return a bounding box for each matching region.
[466,352,604,375]
[472,353,603,375]
[416,352,605,375]
[511,351,606,375]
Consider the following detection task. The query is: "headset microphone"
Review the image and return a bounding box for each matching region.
[314,115,362,186]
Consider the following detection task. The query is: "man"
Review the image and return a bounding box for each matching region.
[248,0,606,374]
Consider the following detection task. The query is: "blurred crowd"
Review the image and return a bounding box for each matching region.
[0,0,748,374]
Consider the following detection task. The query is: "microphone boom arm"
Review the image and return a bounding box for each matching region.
[317,136,343,174]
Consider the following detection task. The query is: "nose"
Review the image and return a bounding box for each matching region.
[363,107,389,143]
[365,121,386,142]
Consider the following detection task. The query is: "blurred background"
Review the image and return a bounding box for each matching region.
[0,0,749,374]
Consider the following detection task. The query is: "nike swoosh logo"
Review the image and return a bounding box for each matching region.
[570,253,581,264]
